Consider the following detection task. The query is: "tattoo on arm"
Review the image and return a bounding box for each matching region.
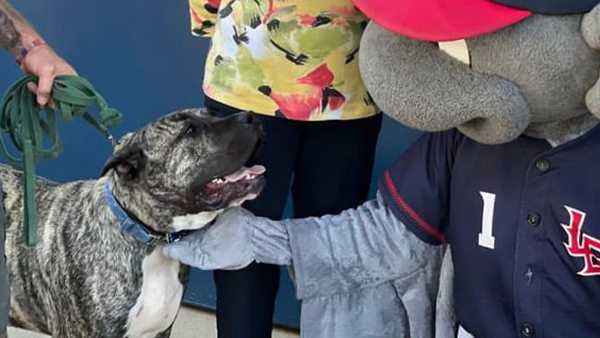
[0,0,44,56]
[0,1,21,51]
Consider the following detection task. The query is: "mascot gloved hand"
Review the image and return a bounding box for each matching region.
[165,0,600,337]
[163,207,291,270]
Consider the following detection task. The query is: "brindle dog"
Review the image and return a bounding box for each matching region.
[0,109,265,338]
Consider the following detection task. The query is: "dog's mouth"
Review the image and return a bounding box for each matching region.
[204,165,265,193]
[198,165,266,208]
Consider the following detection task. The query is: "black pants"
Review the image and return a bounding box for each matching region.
[205,97,382,338]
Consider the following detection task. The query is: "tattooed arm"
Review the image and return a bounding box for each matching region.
[0,0,76,105]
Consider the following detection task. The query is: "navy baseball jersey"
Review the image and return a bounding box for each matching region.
[379,126,600,338]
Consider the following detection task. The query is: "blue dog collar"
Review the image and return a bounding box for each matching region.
[103,182,188,245]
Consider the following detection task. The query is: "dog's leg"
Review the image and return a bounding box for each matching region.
[125,248,183,338]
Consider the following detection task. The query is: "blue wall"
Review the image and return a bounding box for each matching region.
[0,0,420,330]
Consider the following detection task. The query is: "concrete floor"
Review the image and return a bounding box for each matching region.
[7,306,300,338]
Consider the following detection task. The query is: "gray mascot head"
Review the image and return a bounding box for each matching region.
[354,0,600,144]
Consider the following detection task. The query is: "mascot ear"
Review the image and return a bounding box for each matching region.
[582,4,600,118]
[101,135,146,179]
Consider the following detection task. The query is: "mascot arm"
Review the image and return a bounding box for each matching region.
[299,281,412,338]
[163,193,442,303]
[292,195,448,338]
[287,192,443,300]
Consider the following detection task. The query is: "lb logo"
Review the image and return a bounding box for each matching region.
[562,207,600,276]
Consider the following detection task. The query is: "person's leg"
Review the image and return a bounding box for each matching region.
[213,263,280,338]
[291,114,382,218]
[0,183,8,338]
[205,97,302,338]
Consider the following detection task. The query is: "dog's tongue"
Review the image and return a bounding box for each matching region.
[225,165,266,182]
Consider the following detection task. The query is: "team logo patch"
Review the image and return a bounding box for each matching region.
[561,206,600,276]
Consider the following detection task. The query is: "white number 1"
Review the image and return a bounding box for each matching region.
[478,192,496,250]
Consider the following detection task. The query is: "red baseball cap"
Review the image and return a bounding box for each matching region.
[353,0,532,42]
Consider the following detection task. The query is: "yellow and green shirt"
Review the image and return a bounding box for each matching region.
[190,0,379,121]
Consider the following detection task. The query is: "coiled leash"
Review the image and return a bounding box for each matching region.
[0,75,122,246]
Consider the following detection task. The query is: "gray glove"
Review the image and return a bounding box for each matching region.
[162,207,292,270]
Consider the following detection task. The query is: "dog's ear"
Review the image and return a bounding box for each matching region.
[101,143,146,179]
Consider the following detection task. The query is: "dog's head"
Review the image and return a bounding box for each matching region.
[102,108,265,232]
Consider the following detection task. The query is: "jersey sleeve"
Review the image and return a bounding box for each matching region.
[378,130,462,245]
[189,0,220,37]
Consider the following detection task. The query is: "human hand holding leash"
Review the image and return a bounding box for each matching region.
[162,207,292,270]
[0,0,77,106]
[20,43,77,107]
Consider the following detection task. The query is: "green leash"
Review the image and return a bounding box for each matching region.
[0,75,122,246]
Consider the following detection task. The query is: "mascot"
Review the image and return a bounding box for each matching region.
[164,0,600,337]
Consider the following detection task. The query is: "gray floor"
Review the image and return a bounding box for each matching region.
[7,306,300,338]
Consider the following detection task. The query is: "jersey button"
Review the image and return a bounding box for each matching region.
[520,323,535,337]
[535,159,550,172]
[527,212,541,226]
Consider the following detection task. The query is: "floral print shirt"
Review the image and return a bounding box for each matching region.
[190,0,379,121]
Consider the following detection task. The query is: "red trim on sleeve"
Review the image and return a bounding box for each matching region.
[384,171,446,243]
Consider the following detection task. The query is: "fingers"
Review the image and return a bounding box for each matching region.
[221,206,254,219]
[26,82,37,94]
[161,243,188,262]
[161,244,178,260]
[19,44,78,106]
[162,242,205,268]
[36,65,56,106]
[26,75,57,108]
